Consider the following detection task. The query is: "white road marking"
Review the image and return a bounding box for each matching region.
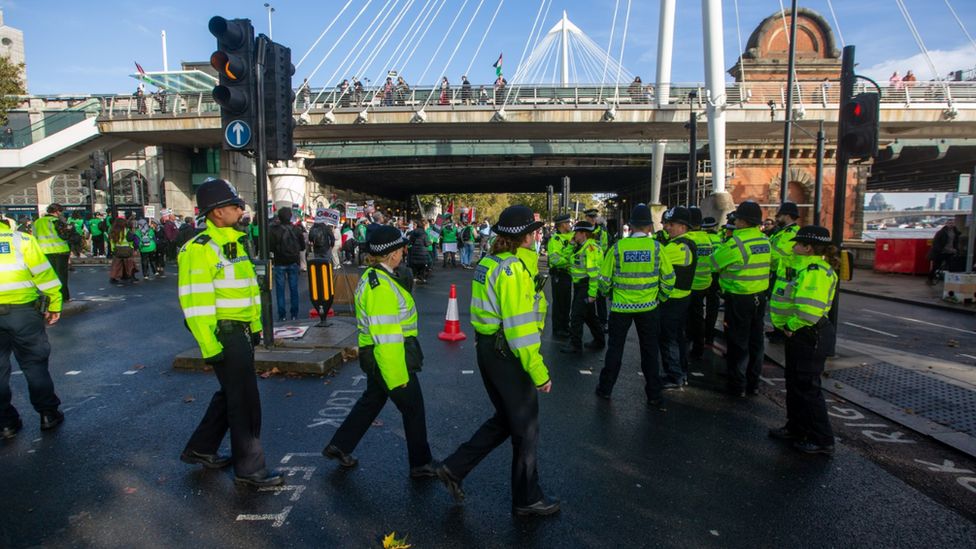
[863,309,976,336]
[65,371,82,376]
[959,353,976,360]
[258,485,307,501]
[279,453,320,464]
[690,372,705,377]
[236,506,292,528]
[637,372,644,376]
[12,371,22,376]
[842,322,898,338]
[759,377,775,386]
[123,370,139,375]
[579,370,593,375]
[461,370,474,374]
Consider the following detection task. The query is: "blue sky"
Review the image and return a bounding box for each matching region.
[4,0,975,94]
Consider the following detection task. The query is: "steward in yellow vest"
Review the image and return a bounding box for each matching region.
[438,205,560,517]
[177,178,282,489]
[325,224,436,478]
[545,213,574,338]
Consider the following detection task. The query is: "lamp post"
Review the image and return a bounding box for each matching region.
[264,3,275,39]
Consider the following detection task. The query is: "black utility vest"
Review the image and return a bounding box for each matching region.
[671,236,698,291]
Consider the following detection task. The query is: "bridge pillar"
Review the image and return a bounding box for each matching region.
[268,151,314,213]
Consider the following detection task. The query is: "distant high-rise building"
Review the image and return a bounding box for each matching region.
[927,196,937,209]
[961,195,973,212]
[0,9,27,91]
[942,192,960,210]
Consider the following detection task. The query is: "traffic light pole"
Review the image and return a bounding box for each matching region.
[828,45,856,329]
[254,36,274,348]
[814,119,824,226]
[688,104,698,206]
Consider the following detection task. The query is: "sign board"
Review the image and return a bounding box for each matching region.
[324,208,340,226]
[225,120,252,149]
[959,174,972,196]
[345,203,358,220]
[144,205,156,219]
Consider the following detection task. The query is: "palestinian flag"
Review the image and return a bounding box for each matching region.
[492,53,503,77]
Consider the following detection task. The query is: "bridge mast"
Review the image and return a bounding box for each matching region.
[651,0,676,206]
[561,11,570,86]
[702,0,727,194]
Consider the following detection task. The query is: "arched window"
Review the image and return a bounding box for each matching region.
[50,174,86,205]
[0,183,38,206]
[112,169,149,205]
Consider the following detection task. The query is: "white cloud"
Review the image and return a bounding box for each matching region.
[862,43,976,81]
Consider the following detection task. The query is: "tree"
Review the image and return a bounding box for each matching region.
[415,192,596,223]
[0,55,26,127]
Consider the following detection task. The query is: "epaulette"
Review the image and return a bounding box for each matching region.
[807,263,821,271]
[368,269,380,289]
[192,234,212,245]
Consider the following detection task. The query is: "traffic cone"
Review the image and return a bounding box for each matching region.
[438,283,467,342]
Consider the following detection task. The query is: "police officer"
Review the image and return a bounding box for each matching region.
[767,202,801,342]
[546,214,573,338]
[437,205,559,517]
[595,204,674,407]
[584,208,609,330]
[685,207,715,360]
[323,225,437,477]
[768,226,838,455]
[561,220,605,353]
[33,203,71,302]
[178,178,282,488]
[658,207,697,388]
[0,216,64,439]
[700,217,722,349]
[710,201,771,397]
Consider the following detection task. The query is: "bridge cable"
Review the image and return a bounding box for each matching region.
[420,0,488,109]
[358,0,417,97]
[598,0,620,102]
[944,0,976,54]
[418,0,470,84]
[346,0,403,84]
[463,0,505,81]
[894,0,951,99]
[508,0,553,103]
[310,0,393,108]
[824,0,846,47]
[777,1,805,111]
[401,0,450,83]
[389,0,439,78]
[295,0,355,69]
[501,0,549,108]
[378,0,432,79]
[612,0,632,104]
[733,0,747,90]
[304,0,376,105]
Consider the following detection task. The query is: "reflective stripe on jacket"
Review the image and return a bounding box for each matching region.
[770,254,837,331]
[546,231,573,270]
[570,239,602,298]
[686,230,714,291]
[0,226,63,311]
[710,226,771,295]
[599,236,674,313]
[356,266,418,390]
[770,223,799,274]
[33,215,69,254]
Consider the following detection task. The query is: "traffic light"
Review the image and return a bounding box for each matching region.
[263,40,296,161]
[209,16,256,151]
[87,150,108,191]
[839,92,880,160]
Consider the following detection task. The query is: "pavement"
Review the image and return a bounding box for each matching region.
[842,268,976,314]
[1,262,975,548]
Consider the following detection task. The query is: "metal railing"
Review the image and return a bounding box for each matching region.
[0,98,101,150]
[73,80,976,121]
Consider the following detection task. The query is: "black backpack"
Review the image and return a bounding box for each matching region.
[274,224,303,262]
[309,224,333,252]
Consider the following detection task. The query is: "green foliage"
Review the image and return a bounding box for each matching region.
[0,56,26,127]
[417,193,596,222]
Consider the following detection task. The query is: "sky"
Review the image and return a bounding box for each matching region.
[4,0,975,95]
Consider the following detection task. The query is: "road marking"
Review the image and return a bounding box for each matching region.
[842,322,898,338]
[258,485,307,501]
[280,453,320,464]
[959,353,976,360]
[845,423,888,427]
[690,372,704,377]
[65,371,81,376]
[236,506,292,528]
[123,370,139,375]
[461,370,474,374]
[278,466,316,481]
[759,377,775,386]
[578,370,593,375]
[637,372,644,376]
[863,309,976,336]
[12,371,22,376]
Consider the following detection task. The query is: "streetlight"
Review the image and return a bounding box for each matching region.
[264,3,275,39]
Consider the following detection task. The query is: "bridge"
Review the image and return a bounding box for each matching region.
[862,209,969,222]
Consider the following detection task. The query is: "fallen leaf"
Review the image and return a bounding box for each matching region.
[285,391,294,398]
[183,395,195,403]
[123,487,137,495]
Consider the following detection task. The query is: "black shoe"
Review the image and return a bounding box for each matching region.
[793,440,835,456]
[436,464,465,503]
[560,345,582,354]
[689,350,704,360]
[768,426,799,441]
[410,461,440,479]
[647,398,667,411]
[584,340,605,350]
[552,331,570,340]
[322,444,358,469]
[1,419,22,440]
[234,469,285,487]
[595,389,611,400]
[661,381,681,390]
[40,410,64,431]
[513,498,561,517]
[180,449,232,469]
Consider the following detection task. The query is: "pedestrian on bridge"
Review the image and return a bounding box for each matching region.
[437,205,559,517]
[768,225,838,455]
[177,178,282,488]
[0,216,64,440]
[323,225,437,478]
[595,204,673,406]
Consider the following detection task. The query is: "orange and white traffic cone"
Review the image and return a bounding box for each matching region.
[438,283,467,342]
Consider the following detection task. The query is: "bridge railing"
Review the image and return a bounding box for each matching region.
[91,81,976,120]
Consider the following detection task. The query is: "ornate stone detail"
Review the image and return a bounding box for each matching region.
[767,167,813,203]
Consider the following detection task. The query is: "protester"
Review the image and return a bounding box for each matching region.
[928,219,961,284]
[270,207,305,322]
[108,218,138,285]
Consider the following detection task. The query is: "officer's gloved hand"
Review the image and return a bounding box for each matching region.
[204,352,224,365]
[251,331,263,347]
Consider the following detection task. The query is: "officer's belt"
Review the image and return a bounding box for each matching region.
[0,301,37,315]
[217,319,250,333]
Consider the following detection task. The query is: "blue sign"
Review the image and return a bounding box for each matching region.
[225,120,252,149]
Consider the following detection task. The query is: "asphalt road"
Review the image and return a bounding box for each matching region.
[2,264,975,548]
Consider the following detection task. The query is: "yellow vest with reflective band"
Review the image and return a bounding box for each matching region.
[707,232,723,247]
[33,215,69,254]
[685,230,714,291]
[599,235,674,312]
[770,254,837,331]
[516,246,548,332]
[470,252,550,386]
[570,238,602,298]
[592,225,609,250]
[0,225,63,312]
[770,223,799,274]
[546,231,573,271]
[356,265,418,390]
[662,238,694,300]
[178,220,262,360]
[710,226,771,295]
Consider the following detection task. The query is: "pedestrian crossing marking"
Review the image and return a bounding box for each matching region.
[12,371,22,376]
[690,372,704,377]
[65,371,81,376]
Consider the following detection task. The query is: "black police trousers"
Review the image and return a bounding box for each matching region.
[443,333,545,507]
[549,269,571,335]
[598,309,663,401]
[784,321,836,446]
[328,356,432,469]
[703,276,721,346]
[0,304,60,427]
[569,281,604,348]
[184,324,267,476]
[723,292,767,394]
[46,253,70,302]
[686,287,713,356]
[659,296,691,384]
